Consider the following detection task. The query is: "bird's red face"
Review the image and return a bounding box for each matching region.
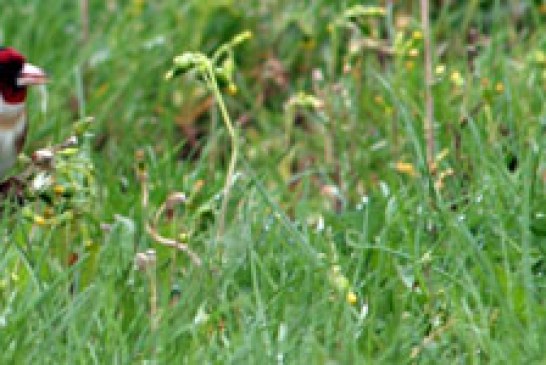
[0,47,47,104]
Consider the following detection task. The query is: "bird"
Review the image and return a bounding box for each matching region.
[0,47,47,182]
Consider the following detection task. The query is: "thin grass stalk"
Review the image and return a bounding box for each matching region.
[420,0,436,172]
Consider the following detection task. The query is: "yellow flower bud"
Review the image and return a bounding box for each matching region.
[412,30,423,40]
[53,184,65,195]
[346,291,358,305]
[450,71,464,87]
[227,83,238,96]
[395,161,417,177]
[34,215,47,226]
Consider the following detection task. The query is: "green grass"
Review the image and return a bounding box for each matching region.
[1,1,546,363]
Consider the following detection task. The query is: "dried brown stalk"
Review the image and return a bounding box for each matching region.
[136,163,202,266]
[420,0,436,172]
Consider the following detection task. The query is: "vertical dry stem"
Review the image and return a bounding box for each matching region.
[80,0,89,45]
[421,0,436,171]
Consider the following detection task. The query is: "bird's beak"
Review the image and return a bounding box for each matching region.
[17,63,48,86]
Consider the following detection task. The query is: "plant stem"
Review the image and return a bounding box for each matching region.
[421,0,435,172]
[206,64,238,238]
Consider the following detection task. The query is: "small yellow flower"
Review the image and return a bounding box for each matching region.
[374,95,384,105]
[227,83,238,96]
[34,215,47,226]
[412,30,423,40]
[495,82,504,93]
[435,64,446,76]
[347,291,358,305]
[395,161,417,177]
[53,184,65,195]
[450,71,464,87]
[408,48,419,58]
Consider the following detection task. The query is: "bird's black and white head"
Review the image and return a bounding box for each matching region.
[0,47,47,106]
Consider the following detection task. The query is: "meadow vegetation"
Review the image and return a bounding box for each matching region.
[1,1,546,363]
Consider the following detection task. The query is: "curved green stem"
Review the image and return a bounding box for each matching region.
[205,63,238,238]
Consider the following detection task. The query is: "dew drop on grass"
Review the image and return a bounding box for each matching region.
[38,84,48,114]
[379,181,390,197]
[264,215,274,232]
[89,48,111,68]
[143,35,166,50]
[356,195,370,210]
[359,302,369,321]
